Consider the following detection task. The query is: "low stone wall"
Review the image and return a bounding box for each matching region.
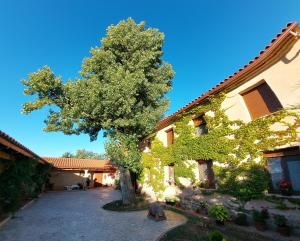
[178,187,300,236]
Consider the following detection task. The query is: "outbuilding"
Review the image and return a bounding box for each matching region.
[44,157,117,190]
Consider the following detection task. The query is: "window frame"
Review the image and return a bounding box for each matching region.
[240,81,282,120]
[265,147,300,194]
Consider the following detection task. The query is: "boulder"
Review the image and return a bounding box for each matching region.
[148,203,166,221]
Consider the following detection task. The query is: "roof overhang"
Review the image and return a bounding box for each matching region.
[157,22,299,130]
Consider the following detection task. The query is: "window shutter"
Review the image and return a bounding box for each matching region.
[166,129,174,146]
[242,82,282,119]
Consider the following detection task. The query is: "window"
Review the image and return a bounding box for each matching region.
[242,82,282,120]
[193,116,208,136]
[166,128,174,146]
[266,147,300,193]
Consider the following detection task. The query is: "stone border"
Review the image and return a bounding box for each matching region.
[155,211,188,241]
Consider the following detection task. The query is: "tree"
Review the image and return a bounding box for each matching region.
[21,18,174,204]
[61,149,106,159]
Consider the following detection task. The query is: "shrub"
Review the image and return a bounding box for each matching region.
[252,208,269,222]
[209,230,226,241]
[208,204,230,222]
[0,158,50,214]
[216,165,269,202]
[114,179,120,190]
[201,189,214,195]
[234,212,248,226]
[276,201,289,210]
[273,214,288,227]
[198,200,208,210]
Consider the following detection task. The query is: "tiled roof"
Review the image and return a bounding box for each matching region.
[157,22,299,130]
[0,130,46,163]
[43,157,116,170]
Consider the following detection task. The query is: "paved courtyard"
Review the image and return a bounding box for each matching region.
[0,188,185,241]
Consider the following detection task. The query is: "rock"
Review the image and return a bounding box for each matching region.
[148,203,166,221]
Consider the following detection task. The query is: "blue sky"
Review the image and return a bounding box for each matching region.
[0,0,299,157]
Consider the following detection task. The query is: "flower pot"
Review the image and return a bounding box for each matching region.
[216,220,225,225]
[254,221,267,231]
[166,201,176,206]
[277,226,290,236]
[280,190,292,196]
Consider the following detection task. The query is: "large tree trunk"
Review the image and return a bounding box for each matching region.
[119,167,136,205]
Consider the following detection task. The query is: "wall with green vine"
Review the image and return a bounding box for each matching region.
[140,93,300,201]
[0,157,51,215]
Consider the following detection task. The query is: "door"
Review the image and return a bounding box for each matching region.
[197,160,215,188]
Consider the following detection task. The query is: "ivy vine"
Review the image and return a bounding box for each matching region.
[0,158,51,215]
[140,93,300,201]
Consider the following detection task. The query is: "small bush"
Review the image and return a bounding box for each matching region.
[209,230,225,241]
[252,208,269,222]
[276,201,289,210]
[234,212,248,226]
[273,214,288,227]
[208,204,230,222]
[114,179,120,190]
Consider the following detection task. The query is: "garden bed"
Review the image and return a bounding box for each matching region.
[158,206,285,241]
[102,197,150,211]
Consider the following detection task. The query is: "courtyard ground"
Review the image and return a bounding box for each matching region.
[0,188,185,241]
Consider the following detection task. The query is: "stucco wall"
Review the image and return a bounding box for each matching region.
[50,170,117,190]
[50,170,86,190]
[222,39,300,122]
[141,34,300,199]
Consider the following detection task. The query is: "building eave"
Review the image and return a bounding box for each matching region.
[157,22,299,130]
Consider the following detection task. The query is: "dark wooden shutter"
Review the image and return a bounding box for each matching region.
[166,129,174,146]
[242,82,282,119]
[193,117,204,127]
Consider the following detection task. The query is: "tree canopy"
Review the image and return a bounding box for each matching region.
[61,149,106,159]
[22,18,174,143]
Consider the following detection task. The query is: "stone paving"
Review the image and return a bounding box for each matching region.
[0,188,186,241]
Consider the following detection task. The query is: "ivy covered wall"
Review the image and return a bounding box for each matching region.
[140,93,300,201]
[0,157,51,215]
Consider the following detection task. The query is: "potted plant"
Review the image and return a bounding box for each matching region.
[165,196,178,206]
[208,230,226,241]
[252,208,269,231]
[208,204,230,225]
[196,200,208,215]
[279,180,292,196]
[273,214,290,236]
[234,212,248,226]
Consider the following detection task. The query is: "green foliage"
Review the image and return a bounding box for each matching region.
[22,18,174,142]
[0,158,50,214]
[142,93,299,201]
[209,230,226,241]
[273,214,288,227]
[275,201,289,210]
[105,133,141,172]
[215,164,269,202]
[234,212,248,226]
[102,198,149,211]
[252,208,269,222]
[139,139,166,196]
[61,149,106,159]
[208,204,230,222]
[22,18,174,185]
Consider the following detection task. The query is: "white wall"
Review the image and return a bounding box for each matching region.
[141,32,300,199]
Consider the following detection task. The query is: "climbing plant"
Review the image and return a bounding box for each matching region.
[141,93,300,201]
[0,158,51,215]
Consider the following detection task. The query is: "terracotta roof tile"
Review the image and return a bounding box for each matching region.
[0,130,46,163]
[43,157,116,170]
[157,22,298,130]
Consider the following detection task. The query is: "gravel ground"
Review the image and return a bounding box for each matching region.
[0,188,185,241]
